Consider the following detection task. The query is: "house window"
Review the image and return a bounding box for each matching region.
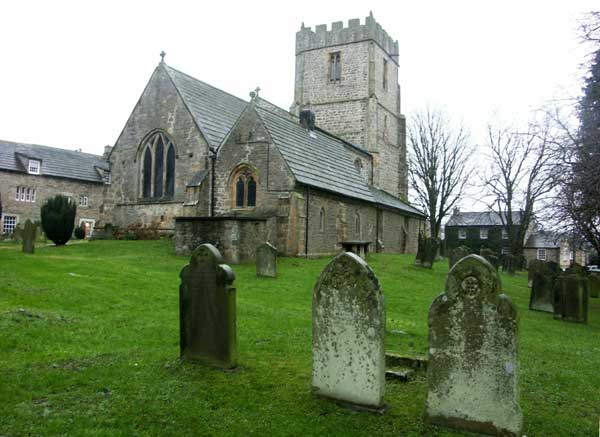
[28,159,40,174]
[79,195,89,207]
[537,248,546,261]
[231,166,258,209]
[501,247,509,255]
[140,131,176,199]
[480,228,488,239]
[15,187,36,202]
[329,52,341,82]
[502,228,508,239]
[458,229,467,240]
[2,215,17,234]
[383,58,388,90]
[319,207,325,232]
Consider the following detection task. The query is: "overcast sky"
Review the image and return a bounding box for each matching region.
[0,0,595,159]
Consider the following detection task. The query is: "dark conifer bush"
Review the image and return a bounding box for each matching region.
[41,195,76,246]
[74,224,86,240]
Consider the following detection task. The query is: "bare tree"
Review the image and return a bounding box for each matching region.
[481,117,557,273]
[408,107,472,240]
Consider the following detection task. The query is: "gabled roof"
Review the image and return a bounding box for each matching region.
[0,139,108,183]
[446,210,522,227]
[524,231,561,249]
[164,65,247,148]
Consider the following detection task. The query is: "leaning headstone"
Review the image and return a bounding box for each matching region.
[179,243,237,368]
[414,232,425,265]
[22,220,36,254]
[448,245,470,270]
[553,274,588,324]
[425,255,522,436]
[589,274,600,298]
[312,252,386,411]
[421,238,439,269]
[256,242,277,278]
[529,269,557,313]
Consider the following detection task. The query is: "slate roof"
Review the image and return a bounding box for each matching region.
[187,169,209,187]
[0,139,108,183]
[370,187,424,216]
[524,231,561,248]
[446,210,522,227]
[164,65,247,148]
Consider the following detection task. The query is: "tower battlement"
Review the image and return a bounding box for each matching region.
[296,13,399,60]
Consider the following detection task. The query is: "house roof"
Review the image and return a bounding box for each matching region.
[164,65,247,148]
[0,139,108,183]
[524,231,561,249]
[163,63,424,217]
[446,210,522,227]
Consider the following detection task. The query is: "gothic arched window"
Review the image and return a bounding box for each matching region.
[230,166,258,209]
[139,131,176,199]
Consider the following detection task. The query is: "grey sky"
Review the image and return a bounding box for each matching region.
[0,0,595,157]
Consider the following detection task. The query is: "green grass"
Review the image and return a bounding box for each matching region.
[0,240,598,436]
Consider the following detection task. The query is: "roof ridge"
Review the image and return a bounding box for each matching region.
[0,139,104,159]
[163,64,248,106]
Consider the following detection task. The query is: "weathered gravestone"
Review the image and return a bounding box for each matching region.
[425,255,522,436]
[529,267,557,313]
[312,252,386,411]
[448,245,470,270]
[421,238,439,269]
[480,248,499,271]
[589,274,600,298]
[415,232,425,265]
[553,274,588,324]
[527,259,546,287]
[256,242,277,278]
[179,243,237,368]
[22,220,36,254]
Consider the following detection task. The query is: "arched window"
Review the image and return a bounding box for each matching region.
[319,207,325,232]
[355,212,361,237]
[140,131,176,199]
[230,166,258,209]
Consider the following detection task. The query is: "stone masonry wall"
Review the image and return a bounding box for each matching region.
[0,170,104,234]
[105,64,209,231]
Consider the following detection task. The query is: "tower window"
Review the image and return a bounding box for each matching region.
[329,52,341,82]
[383,58,388,90]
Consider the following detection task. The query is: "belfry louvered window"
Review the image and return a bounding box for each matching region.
[140,132,176,199]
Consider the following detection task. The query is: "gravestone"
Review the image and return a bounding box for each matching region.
[448,245,470,270]
[22,220,36,254]
[425,255,522,436]
[415,232,425,265]
[553,274,588,324]
[256,242,277,278]
[179,243,237,368]
[312,252,386,410]
[421,238,439,269]
[589,274,600,298]
[529,269,556,313]
[480,248,499,271]
[527,259,546,287]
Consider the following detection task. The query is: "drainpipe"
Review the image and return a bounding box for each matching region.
[305,186,310,258]
[210,147,217,217]
[375,207,380,253]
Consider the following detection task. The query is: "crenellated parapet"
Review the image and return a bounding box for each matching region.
[296,13,398,60]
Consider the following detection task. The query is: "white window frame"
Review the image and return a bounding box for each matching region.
[15,186,21,201]
[480,228,488,239]
[28,159,41,174]
[2,214,18,234]
[537,248,546,261]
[31,188,36,202]
[79,195,89,207]
[458,229,467,240]
[501,247,509,255]
[502,228,508,240]
[78,218,95,238]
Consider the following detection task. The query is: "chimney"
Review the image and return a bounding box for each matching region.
[299,109,315,131]
[103,145,113,159]
[453,207,460,216]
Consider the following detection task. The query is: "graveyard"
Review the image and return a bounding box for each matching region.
[1,240,599,436]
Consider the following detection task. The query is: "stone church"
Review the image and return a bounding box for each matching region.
[0,13,425,259]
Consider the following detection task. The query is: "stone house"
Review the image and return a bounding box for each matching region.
[0,140,109,237]
[523,231,588,269]
[444,210,525,256]
[104,14,425,261]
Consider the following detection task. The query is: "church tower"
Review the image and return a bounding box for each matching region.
[292,13,408,200]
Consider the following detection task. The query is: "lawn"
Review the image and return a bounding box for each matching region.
[0,240,598,436]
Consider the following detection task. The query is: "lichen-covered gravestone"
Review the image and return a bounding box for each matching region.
[22,219,36,254]
[425,255,522,436]
[448,245,470,270]
[529,267,556,313]
[312,252,386,410]
[553,274,588,324]
[256,242,277,278]
[179,243,237,368]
